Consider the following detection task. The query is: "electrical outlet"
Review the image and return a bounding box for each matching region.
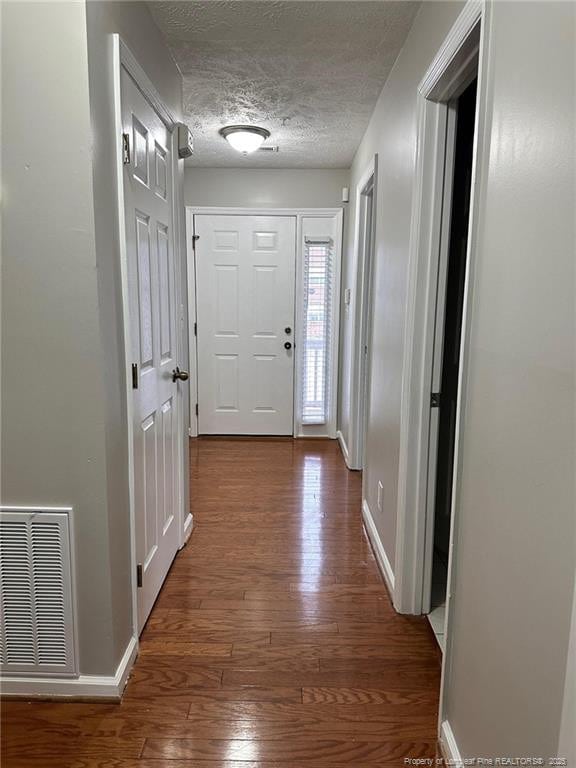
[377,481,383,511]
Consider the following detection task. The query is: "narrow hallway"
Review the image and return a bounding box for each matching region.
[3,439,441,766]
[3,1,574,760]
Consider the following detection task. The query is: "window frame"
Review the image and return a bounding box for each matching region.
[294,211,343,439]
[300,237,334,426]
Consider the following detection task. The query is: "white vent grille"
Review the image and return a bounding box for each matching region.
[0,510,77,677]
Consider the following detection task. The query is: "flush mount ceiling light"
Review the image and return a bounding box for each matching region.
[219,125,271,154]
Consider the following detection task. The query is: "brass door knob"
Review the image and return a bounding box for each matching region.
[172,367,189,382]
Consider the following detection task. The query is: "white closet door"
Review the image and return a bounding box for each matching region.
[122,68,180,632]
[195,215,296,435]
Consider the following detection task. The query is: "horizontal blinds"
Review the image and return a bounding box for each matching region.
[301,237,333,425]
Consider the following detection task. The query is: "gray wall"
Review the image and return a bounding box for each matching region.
[2,1,118,675]
[85,0,185,672]
[184,167,349,209]
[444,1,575,757]
[340,0,466,563]
[341,0,575,756]
[559,577,576,763]
[1,0,183,676]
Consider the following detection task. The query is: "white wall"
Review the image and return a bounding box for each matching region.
[341,0,575,756]
[184,167,349,209]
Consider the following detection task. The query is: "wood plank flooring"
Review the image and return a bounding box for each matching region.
[1,437,441,767]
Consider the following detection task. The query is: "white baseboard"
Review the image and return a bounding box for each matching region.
[1,635,138,700]
[336,430,351,466]
[362,499,395,597]
[439,720,463,768]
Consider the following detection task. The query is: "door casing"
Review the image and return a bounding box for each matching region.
[347,157,378,471]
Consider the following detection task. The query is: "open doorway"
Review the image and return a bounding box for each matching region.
[393,6,482,630]
[426,78,478,648]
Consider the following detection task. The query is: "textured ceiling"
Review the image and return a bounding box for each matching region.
[148,1,420,168]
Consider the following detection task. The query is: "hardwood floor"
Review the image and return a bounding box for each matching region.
[1,437,440,767]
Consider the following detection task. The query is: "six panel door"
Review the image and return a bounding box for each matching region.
[195,215,296,435]
[122,68,180,632]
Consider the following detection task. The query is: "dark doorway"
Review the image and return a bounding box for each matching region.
[430,78,477,613]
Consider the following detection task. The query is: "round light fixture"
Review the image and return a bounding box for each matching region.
[219,125,271,154]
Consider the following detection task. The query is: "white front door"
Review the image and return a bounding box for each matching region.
[195,215,296,435]
[121,68,181,632]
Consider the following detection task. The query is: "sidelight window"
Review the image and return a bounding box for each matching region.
[300,237,333,425]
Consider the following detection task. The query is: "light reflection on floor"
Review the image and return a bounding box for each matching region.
[299,453,324,592]
[224,737,260,762]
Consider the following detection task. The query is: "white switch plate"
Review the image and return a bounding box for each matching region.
[377,481,383,511]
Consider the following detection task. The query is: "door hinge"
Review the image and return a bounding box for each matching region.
[430,392,441,408]
[136,564,143,588]
[122,133,131,165]
[195,403,199,417]
[194,321,197,337]
[131,363,139,389]
[192,234,200,250]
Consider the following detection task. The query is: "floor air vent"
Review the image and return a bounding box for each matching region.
[0,509,77,677]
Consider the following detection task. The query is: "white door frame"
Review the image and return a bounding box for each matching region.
[186,206,199,438]
[394,0,483,615]
[112,36,189,640]
[186,206,343,439]
[419,100,459,616]
[347,156,378,470]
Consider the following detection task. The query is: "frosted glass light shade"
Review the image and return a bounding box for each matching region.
[219,125,270,154]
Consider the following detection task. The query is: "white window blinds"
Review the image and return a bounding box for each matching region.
[301,237,333,425]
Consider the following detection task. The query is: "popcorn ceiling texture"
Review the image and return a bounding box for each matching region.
[147,1,420,168]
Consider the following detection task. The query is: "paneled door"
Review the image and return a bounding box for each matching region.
[121,69,181,632]
[195,215,296,434]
